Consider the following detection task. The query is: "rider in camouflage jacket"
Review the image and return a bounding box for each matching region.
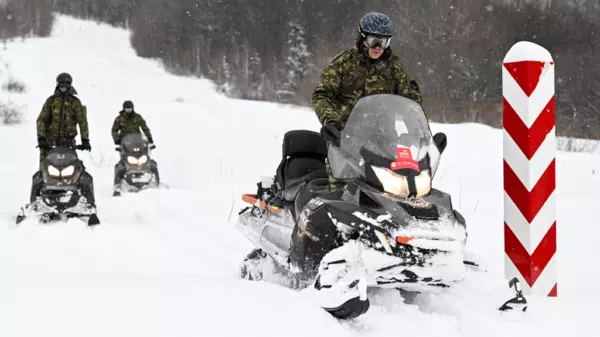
[36,72,91,167]
[312,12,423,190]
[111,100,154,145]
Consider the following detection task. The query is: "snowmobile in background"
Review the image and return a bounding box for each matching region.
[235,94,469,320]
[16,144,100,226]
[112,133,160,197]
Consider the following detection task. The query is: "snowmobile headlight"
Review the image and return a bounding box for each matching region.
[48,165,60,177]
[138,155,148,165]
[127,155,148,165]
[371,166,431,198]
[60,165,75,178]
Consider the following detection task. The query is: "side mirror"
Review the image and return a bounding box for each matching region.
[433,132,447,154]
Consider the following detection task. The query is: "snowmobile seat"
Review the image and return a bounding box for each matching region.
[275,130,328,203]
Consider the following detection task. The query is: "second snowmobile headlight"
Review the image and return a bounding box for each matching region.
[60,165,75,178]
[48,165,60,177]
[127,155,148,165]
[372,167,431,198]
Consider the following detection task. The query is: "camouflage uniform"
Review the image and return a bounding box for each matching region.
[36,86,89,167]
[313,42,423,191]
[111,111,153,144]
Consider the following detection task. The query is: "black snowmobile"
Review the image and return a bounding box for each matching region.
[235,94,470,319]
[16,144,100,226]
[113,133,160,197]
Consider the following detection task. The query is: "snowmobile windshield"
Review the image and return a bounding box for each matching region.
[328,94,441,197]
[46,148,78,168]
[120,133,149,156]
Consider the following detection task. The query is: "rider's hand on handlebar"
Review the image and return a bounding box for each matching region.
[37,137,50,150]
[80,139,91,151]
[320,122,343,147]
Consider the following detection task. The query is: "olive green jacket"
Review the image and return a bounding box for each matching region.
[312,47,422,126]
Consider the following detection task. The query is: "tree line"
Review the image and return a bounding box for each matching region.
[126,0,600,140]
[0,0,53,41]
[8,0,600,140]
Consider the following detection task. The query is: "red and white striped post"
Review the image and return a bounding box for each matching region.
[502,41,557,297]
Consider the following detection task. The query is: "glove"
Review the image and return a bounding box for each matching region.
[320,121,343,147]
[37,137,50,150]
[114,138,120,145]
[80,139,91,151]
[147,138,156,149]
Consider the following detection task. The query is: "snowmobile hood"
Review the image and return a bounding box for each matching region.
[342,181,466,243]
[120,133,150,157]
[41,147,83,185]
[45,147,79,169]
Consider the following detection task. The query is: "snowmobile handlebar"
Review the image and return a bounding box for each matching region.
[36,144,88,151]
[114,144,155,152]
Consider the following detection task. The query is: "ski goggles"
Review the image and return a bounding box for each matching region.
[364,35,391,49]
[124,108,133,112]
[57,81,71,88]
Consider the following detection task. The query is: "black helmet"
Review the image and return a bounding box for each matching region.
[359,12,393,37]
[123,100,134,113]
[123,100,134,109]
[56,72,72,88]
[358,12,393,50]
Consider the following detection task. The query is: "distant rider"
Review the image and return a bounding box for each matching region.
[111,100,154,146]
[111,100,155,196]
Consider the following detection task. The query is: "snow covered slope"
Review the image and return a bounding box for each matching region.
[1,15,598,337]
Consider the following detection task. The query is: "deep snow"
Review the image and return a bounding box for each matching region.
[0,15,598,337]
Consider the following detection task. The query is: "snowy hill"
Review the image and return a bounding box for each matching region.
[1,15,599,337]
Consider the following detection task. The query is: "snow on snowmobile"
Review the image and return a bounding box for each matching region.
[16,144,100,226]
[235,94,470,319]
[112,133,160,197]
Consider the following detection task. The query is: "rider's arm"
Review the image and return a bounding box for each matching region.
[111,116,121,143]
[312,51,348,125]
[36,98,52,139]
[391,58,423,105]
[137,115,153,143]
[74,102,90,141]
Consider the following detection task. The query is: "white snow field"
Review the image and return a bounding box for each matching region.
[1,15,599,337]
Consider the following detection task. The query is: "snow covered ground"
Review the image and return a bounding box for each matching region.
[1,15,598,337]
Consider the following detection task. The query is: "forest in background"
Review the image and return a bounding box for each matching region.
[2,0,599,140]
[0,0,53,40]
